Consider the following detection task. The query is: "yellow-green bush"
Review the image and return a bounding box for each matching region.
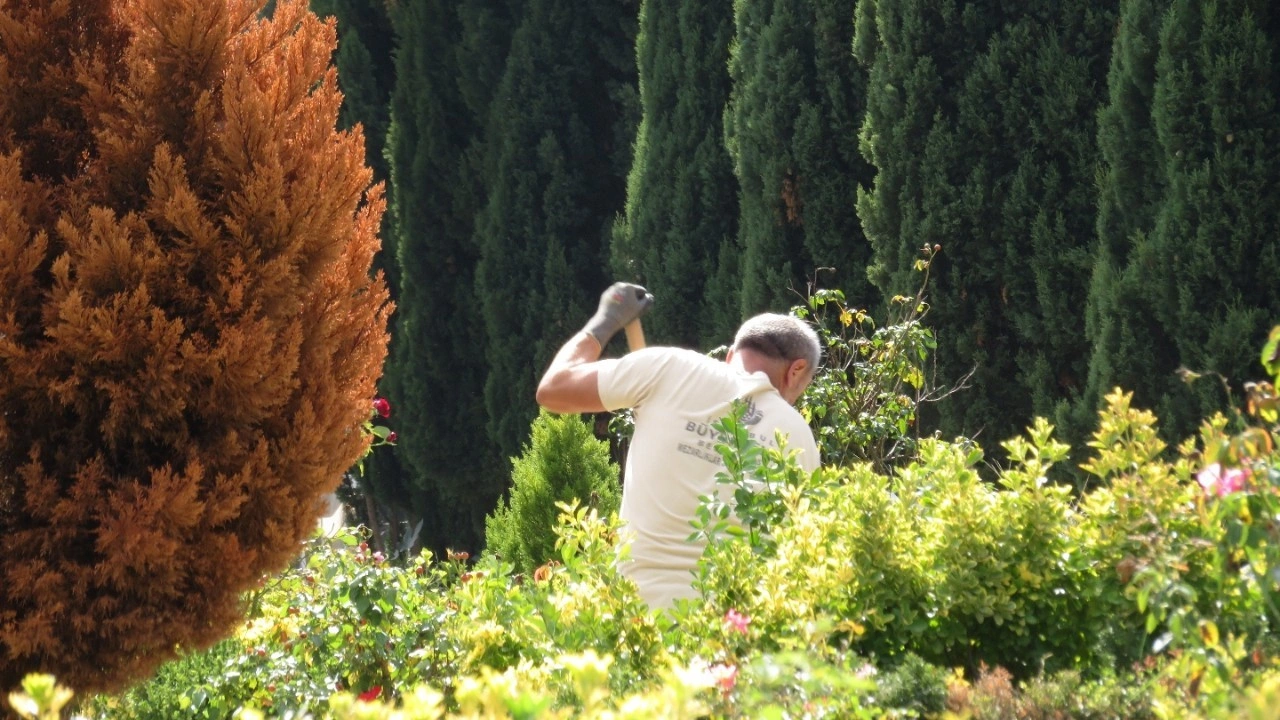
[69,329,1280,719]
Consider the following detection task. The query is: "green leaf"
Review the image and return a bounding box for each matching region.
[1262,326,1280,377]
[965,448,984,467]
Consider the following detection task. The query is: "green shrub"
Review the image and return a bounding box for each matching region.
[74,330,1280,719]
[947,664,1157,720]
[1015,669,1155,720]
[872,652,949,717]
[78,640,245,720]
[485,411,621,573]
[730,652,878,719]
[691,407,1106,678]
[793,266,937,472]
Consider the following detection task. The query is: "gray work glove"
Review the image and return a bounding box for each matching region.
[583,282,654,347]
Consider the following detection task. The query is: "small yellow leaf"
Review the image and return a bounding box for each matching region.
[839,309,853,327]
[1199,620,1220,648]
[836,619,866,636]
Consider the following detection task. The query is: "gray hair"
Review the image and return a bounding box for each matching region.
[732,313,821,372]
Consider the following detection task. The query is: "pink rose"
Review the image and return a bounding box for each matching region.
[723,609,751,634]
[1198,463,1250,497]
[372,397,391,418]
[1220,466,1250,495]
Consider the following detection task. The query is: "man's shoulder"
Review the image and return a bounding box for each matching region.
[630,346,724,371]
[598,346,727,410]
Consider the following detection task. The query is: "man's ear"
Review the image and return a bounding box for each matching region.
[786,358,810,385]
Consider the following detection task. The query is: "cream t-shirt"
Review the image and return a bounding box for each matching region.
[596,346,820,609]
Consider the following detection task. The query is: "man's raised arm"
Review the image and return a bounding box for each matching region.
[535,282,653,414]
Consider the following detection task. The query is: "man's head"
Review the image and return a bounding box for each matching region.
[727,313,821,404]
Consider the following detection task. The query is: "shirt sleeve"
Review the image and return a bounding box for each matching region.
[596,347,677,411]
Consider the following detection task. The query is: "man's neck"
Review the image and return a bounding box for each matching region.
[729,349,783,390]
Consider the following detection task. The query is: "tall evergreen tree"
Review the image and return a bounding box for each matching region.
[1115,0,1280,440]
[854,0,981,301]
[957,3,1117,448]
[1080,0,1175,437]
[0,0,389,690]
[383,0,518,554]
[856,0,1115,449]
[475,0,639,459]
[610,0,739,347]
[727,0,874,317]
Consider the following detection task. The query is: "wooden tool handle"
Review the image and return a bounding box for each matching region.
[624,320,646,351]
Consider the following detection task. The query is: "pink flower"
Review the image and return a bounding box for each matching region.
[1221,467,1250,494]
[1198,463,1250,497]
[387,431,398,443]
[372,397,391,418]
[710,663,738,692]
[723,609,751,634]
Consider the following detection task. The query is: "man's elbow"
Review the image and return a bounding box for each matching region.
[534,380,557,411]
[535,370,603,414]
[535,374,570,413]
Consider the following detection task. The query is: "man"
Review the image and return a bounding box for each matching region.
[536,282,821,608]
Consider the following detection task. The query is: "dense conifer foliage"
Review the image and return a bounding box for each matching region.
[382,0,512,554]
[308,0,412,558]
[1087,0,1280,442]
[727,0,874,316]
[855,0,1116,449]
[1079,0,1173,445]
[474,0,638,458]
[0,0,390,691]
[310,0,395,187]
[610,0,741,347]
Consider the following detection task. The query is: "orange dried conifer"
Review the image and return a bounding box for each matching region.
[0,0,390,693]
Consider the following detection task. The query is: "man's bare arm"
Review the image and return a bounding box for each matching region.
[537,281,652,413]
[535,331,608,413]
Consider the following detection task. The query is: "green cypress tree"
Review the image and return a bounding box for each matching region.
[960,3,1117,448]
[855,1,1014,444]
[857,0,1115,448]
[610,0,739,347]
[1085,0,1280,443]
[475,0,638,458]
[1142,0,1280,438]
[1080,0,1175,437]
[727,0,874,316]
[854,0,981,301]
[484,411,620,573]
[383,0,510,554]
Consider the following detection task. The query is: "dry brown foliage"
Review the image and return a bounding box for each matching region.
[0,0,390,693]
